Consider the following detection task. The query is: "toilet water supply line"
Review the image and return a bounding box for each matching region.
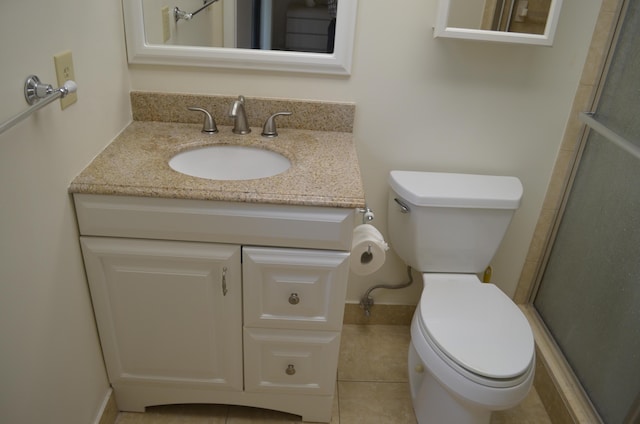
[360,266,414,318]
[358,265,493,317]
[358,266,492,317]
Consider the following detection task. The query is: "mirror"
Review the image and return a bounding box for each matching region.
[122,0,358,74]
[434,0,563,45]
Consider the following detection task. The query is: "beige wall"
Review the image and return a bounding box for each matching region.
[0,0,602,422]
[130,0,602,304]
[0,2,131,424]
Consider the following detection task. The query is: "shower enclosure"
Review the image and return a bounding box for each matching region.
[532,1,640,423]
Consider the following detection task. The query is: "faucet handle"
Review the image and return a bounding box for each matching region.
[188,107,218,133]
[261,112,292,137]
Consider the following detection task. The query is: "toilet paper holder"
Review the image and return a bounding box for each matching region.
[357,207,375,263]
[357,206,374,223]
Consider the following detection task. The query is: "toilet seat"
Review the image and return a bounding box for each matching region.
[417,273,534,388]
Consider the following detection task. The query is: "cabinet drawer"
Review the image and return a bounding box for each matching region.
[73,194,355,251]
[243,247,349,331]
[244,328,340,395]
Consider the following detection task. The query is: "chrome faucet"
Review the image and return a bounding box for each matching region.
[229,95,251,134]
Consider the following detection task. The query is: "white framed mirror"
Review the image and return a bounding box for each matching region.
[122,0,358,75]
[434,0,563,46]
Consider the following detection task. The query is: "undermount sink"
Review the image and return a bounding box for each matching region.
[169,145,291,180]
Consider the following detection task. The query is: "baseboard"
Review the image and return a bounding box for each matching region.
[95,388,118,424]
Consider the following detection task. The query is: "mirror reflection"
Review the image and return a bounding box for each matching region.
[447,0,551,35]
[142,0,339,54]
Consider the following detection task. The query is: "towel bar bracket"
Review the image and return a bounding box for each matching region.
[0,74,77,135]
[25,75,54,105]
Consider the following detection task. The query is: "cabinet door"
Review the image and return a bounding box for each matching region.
[80,237,243,391]
[243,247,349,331]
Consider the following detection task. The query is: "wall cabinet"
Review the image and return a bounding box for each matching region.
[74,194,354,422]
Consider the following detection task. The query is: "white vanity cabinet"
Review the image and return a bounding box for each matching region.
[74,194,354,422]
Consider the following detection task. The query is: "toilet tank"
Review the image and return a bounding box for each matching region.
[387,171,523,273]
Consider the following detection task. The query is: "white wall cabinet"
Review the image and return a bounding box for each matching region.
[74,194,354,422]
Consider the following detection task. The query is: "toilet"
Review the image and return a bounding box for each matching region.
[387,170,535,424]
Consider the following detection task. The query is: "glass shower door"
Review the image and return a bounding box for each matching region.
[533,1,640,423]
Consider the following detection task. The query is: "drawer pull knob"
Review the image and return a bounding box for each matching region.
[288,293,300,305]
[286,364,296,375]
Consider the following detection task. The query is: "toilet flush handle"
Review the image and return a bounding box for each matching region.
[394,198,410,213]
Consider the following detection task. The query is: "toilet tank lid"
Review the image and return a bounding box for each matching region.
[389,171,523,209]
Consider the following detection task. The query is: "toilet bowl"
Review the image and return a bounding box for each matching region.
[387,170,535,424]
[409,274,534,424]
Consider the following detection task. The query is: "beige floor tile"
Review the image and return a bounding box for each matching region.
[116,404,228,424]
[331,388,340,424]
[338,381,417,424]
[338,325,410,382]
[226,406,302,423]
[491,388,552,424]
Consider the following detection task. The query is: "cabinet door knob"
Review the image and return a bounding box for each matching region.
[288,293,300,305]
[286,364,296,375]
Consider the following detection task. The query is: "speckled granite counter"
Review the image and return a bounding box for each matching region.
[69,121,365,208]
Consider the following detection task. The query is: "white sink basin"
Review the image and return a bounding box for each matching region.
[169,145,291,180]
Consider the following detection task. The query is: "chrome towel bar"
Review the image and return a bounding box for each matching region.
[0,75,77,136]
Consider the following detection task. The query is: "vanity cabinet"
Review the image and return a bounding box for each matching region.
[74,194,354,422]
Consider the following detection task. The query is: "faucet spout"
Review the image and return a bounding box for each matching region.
[229,95,251,134]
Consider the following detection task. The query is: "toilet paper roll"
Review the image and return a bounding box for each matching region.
[350,224,389,276]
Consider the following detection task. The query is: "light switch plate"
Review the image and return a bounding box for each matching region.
[53,50,77,110]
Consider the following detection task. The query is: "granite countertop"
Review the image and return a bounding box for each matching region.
[69,121,365,209]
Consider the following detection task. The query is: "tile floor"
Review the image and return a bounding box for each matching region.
[116,325,551,424]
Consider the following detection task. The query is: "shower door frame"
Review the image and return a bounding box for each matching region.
[515,0,633,422]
